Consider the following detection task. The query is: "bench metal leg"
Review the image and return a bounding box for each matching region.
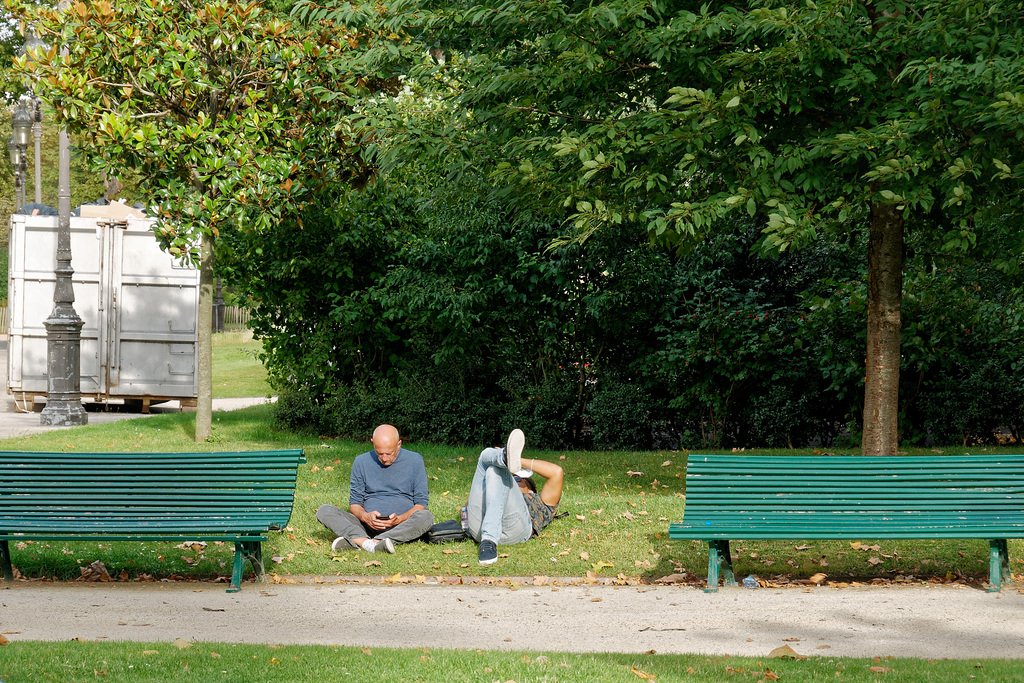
[0,540,12,582]
[228,541,265,593]
[988,539,1012,593]
[705,540,735,593]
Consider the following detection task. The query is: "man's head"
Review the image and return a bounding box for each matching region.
[515,475,536,493]
[371,424,402,466]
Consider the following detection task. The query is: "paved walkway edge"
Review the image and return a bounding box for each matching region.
[2,581,1023,659]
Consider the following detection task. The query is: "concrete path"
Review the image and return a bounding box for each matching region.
[1,579,1023,658]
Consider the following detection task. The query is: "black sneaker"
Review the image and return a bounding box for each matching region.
[478,539,498,565]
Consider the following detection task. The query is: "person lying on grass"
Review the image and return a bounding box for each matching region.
[468,429,564,566]
[317,424,435,554]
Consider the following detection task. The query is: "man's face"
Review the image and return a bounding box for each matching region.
[372,437,401,466]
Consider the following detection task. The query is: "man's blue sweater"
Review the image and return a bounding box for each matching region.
[349,447,429,517]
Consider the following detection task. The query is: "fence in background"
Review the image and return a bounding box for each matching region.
[223,305,251,329]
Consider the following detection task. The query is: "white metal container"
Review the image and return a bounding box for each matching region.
[7,214,199,411]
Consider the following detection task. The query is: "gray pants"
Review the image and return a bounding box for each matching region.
[316,504,435,544]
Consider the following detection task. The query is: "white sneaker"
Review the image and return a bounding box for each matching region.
[361,537,396,554]
[504,429,524,474]
[331,536,350,553]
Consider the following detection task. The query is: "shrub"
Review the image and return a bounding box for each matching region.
[588,377,659,450]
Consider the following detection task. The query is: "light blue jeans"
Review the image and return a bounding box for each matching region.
[467,447,532,546]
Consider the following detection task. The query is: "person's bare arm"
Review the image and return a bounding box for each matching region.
[522,458,564,506]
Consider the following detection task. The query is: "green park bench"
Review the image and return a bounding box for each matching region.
[669,453,1024,593]
[0,449,306,592]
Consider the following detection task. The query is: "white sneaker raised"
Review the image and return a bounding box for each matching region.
[504,429,525,474]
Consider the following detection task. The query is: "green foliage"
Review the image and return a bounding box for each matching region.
[290,0,1024,456]
[255,178,679,448]
[220,183,418,395]
[258,188,1023,449]
[794,262,1024,446]
[297,0,1024,249]
[587,375,657,451]
[7,0,336,262]
[637,222,864,448]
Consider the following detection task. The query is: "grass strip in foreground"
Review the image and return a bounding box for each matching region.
[1,640,1021,682]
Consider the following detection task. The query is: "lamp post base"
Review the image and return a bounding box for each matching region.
[40,312,88,426]
[40,401,89,427]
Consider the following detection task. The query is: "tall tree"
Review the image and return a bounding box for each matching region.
[304,0,1024,454]
[8,0,356,440]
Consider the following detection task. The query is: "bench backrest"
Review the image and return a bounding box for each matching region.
[0,450,307,533]
[683,453,1024,538]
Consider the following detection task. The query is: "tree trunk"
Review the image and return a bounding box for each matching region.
[861,201,904,456]
[195,231,214,442]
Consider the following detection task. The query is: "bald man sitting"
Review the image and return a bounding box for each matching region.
[316,424,435,553]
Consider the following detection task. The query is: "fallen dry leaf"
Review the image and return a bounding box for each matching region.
[631,666,655,679]
[809,573,828,585]
[869,666,892,673]
[626,471,643,477]
[79,560,112,582]
[768,644,807,660]
[363,560,382,567]
[654,573,689,584]
[0,634,8,646]
[175,542,207,551]
[172,638,191,650]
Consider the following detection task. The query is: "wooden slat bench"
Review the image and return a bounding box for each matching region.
[0,449,306,592]
[669,454,1024,593]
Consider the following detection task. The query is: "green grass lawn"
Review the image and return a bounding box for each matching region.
[2,640,1022,682]
[211,330,270,398]
[0,334,1021,586]
[1,402,1021,588]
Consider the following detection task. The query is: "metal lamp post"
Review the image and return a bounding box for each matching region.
[7,135,23,209]
[10,102,31,210]
[22,30,45,206]
[30,97,42,205]
[40,98,87,425]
